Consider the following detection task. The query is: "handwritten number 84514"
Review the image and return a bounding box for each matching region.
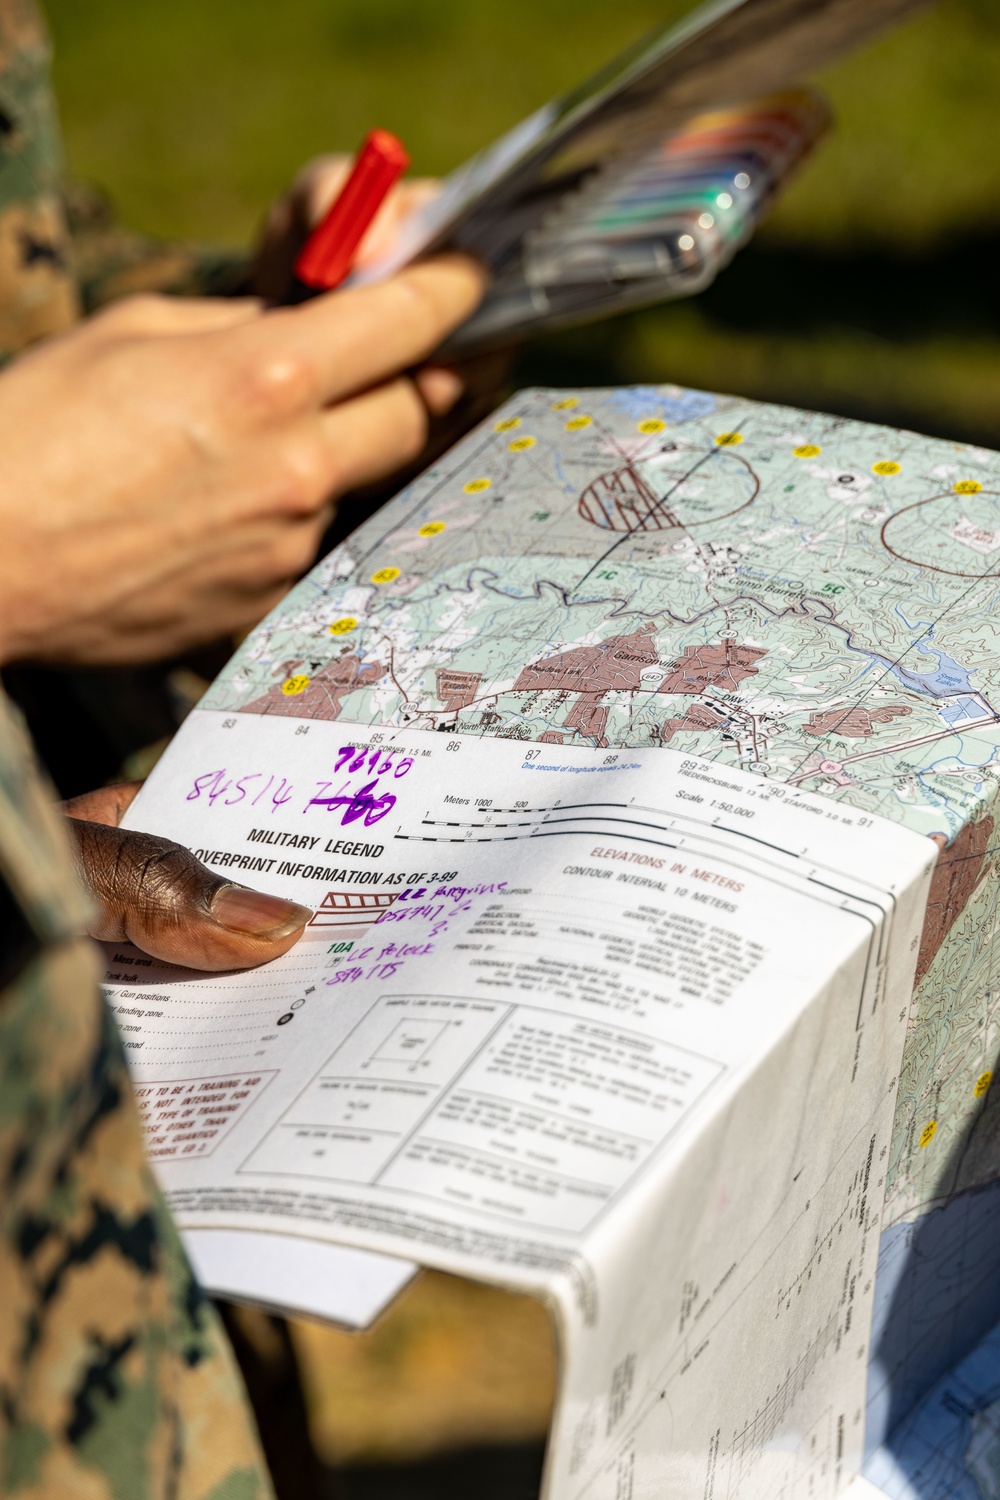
[186,771,293,811]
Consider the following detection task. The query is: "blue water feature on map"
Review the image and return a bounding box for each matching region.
[887,643,977,700]
[865,1177,1000,1495]
[940,698,989,726]
[606,385,716,424]
[864,1310,1000,1497]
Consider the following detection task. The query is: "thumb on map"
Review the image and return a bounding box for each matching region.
[63,783,312,970]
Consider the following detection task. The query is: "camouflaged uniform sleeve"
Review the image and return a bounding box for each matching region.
[64,179,253,315]
[0,689,275,1500]
[0,0,251,355]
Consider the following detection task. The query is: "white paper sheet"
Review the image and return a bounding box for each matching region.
[182,1229,416,1329]
[107,715,933,1498]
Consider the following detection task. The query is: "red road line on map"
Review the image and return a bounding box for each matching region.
[788,715,1000,781]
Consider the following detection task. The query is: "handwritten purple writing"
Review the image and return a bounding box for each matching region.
[333,746,413,778]
[184,746,413,826]
[304,779,396,826]
[187,770,294,812]
[304,747,412,826]
[324,882,508,989]
[325,938,433,987]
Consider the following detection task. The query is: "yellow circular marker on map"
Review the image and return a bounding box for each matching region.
[418,521,446,537]
[975,1070,993,1098]
[370,566,400,585]
[793,444,821,458]
[638,418,665,434]
[281,675,310,696]
[509,436,536,451]
[494,417,520,432]
[919,1120,937,1148]
[328,617,357,636]
[565,416,592,431]
[715,432,743,446]
[551,397,578,411]
[463,478,491,493]
[872,461,901,476]
[955,478,984,495]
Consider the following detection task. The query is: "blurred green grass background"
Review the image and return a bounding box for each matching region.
[44,0,1000,434]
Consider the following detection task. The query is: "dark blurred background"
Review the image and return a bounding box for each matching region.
[36,0,1000,1491]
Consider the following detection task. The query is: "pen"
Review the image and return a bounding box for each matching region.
[291,128,410,300]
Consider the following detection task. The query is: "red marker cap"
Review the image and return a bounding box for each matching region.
[294,128,411,292]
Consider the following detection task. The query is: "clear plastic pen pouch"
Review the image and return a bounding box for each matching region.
[444,89,828,353]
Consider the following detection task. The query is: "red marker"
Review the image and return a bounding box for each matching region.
[293,128,410,295]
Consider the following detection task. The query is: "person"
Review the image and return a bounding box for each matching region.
[0,3,486,1497]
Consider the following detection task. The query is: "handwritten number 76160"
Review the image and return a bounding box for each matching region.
[305,746,413,826]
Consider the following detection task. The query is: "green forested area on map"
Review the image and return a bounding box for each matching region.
[44,0,1000,447]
